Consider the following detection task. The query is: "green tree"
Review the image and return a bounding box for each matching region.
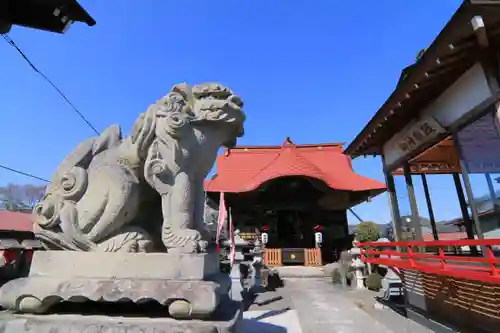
[355,221,381,243]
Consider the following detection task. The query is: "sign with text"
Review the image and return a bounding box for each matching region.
[394,116,446,155]
[392,162,460,175]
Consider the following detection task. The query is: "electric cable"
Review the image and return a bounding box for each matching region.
[1,34,99,135]
[0,164,49,183]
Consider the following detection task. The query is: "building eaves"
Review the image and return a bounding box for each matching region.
[345,0,500,157]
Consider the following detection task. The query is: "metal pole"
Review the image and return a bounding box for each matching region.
[403,164,423,241]
[421,174,439,241]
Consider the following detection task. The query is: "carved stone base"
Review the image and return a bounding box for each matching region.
[0,277,225,318]
[29,250,219,280]
[0,302,243,333]
[0,251,228,319]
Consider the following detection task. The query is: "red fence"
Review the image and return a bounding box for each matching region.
[357,238,500,285]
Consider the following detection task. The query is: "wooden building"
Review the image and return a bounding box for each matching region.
[205,137,385,266]
[345,1,500,331]
[0,211,41,286]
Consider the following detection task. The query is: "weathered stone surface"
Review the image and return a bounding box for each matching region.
[0,83,245,331]
[32,83,246,254]
[0,305,242,333]
[29,251,219,280]
[0,277,222,317]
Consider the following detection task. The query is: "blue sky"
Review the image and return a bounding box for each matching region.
[1,0,474,224]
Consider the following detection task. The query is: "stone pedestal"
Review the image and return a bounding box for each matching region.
[28,250,220,280]
[0,251,241,333]
[0,308,242,333]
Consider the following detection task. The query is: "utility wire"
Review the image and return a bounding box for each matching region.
[0,34,373,216]
[348,208,364,223]
[0,164,49,183]
[1,34,99,135]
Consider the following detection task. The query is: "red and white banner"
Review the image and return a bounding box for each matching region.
[215,192,236,265]
[215,192,227,252]
[228,207,236,266]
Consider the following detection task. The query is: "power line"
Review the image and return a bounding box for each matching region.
[348,208,364,223]
[0,164,49,183]
[1,34,99,135]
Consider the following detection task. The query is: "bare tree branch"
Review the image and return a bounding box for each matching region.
[0,183,46,212]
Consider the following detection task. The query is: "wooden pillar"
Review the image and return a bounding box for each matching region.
[452,173,478,255]
[403,164,423,241]
[453,132,485,241]
[421,174,439,241]
[485,173,498,208]
[383,159,403,243]
[453,173,476,240]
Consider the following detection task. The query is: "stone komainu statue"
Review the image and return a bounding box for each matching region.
[33,83,245,254]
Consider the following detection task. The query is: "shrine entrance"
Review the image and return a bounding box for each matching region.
[205,138,386,267]
[274,210,313,249]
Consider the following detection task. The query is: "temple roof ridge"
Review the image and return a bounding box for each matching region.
[205,137,386,195]
[247,141,327,189]
[229,137,345,151]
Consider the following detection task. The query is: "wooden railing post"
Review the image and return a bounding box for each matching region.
[439,247,446,270]
[408,246,416,268]
[486,246,498,277]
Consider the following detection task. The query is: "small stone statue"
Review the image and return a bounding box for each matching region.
[32,83,245,254]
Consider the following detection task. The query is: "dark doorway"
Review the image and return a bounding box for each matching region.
[275,210,314,248]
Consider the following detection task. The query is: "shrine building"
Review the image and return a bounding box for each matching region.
[344,2,500,331]
[204,137,385,266]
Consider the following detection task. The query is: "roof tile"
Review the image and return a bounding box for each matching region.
[205,138,386,193]
[0,210,34,232]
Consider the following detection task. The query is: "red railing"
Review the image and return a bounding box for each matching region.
[357,238,500,285]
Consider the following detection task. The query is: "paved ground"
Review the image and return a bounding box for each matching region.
[243,309,302,333]
[0,275,438,333]
[337,286,435,333]
[242,278,435,333]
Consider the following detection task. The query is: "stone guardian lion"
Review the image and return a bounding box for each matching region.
[33,83,245,254]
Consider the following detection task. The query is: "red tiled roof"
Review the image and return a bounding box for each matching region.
[205,138,386,193]
[0,210,34,232]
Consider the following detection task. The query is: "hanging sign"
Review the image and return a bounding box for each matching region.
[394,116,445,155]
[392,162,460,175]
